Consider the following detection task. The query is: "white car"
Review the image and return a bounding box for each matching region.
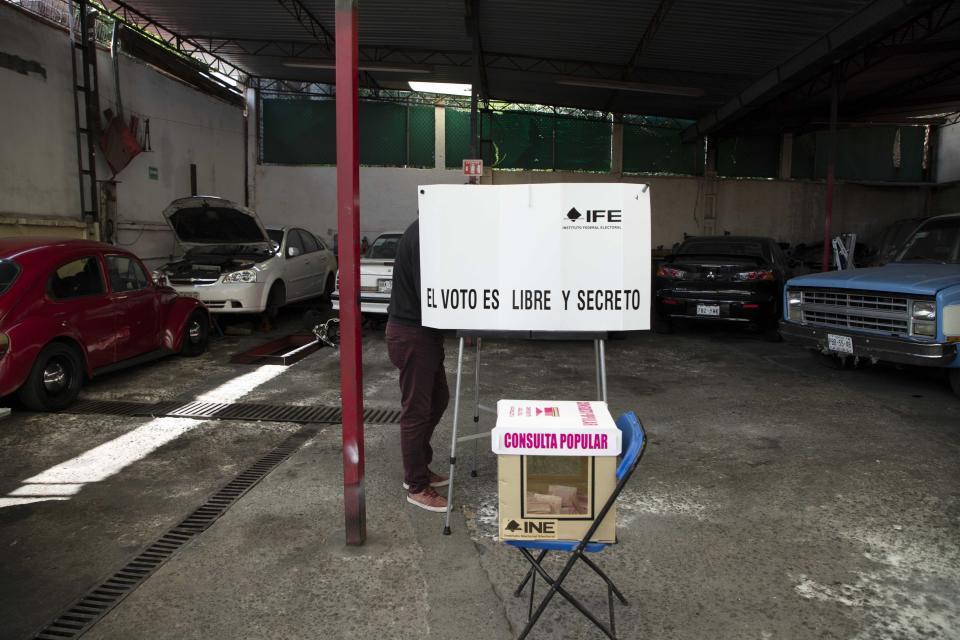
[157,196,337,317]
[332,231,402,315]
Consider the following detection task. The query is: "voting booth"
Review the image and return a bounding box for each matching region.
[492,400,621,543]
[417,183,650,535]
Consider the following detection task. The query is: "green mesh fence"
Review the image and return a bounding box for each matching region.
[445,108,473,169]
[262,97,926,182]
[791,126,926,182]
[261,98,336,165]
[444,109,613,171]
[490,111,555,169]
[716,135,781,178]
[556,117,611,172]
[622,123,703,175]
[262,98,434,167]
[408,105,436,167]
[358,102,405,166]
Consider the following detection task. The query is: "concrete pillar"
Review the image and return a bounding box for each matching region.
[611,115,624,177]
[244,86,257,209]
[779,133,793,180]
[703,136,719,235]
[434,104,446,170]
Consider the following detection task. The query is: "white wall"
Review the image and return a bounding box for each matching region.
[0,4,81,217]
[0,4,245,264]
[254,165,466,246]
[489,170,929,249]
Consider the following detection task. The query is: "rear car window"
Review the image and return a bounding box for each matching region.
[0,260,20,295]
[49,257,105,299]
[368,235,402,259]
[898,217,960,264]
[678,240,765,259]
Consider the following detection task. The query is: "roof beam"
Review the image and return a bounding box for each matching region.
[275,0,334,51]
[843,55,960,116]
[623,0,676,75]
[681,0,951,142]
[181,37,739,90]
[98,0,246,85]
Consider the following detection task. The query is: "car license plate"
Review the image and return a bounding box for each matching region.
[827,333,853,354]
[181,291,200,299]
[696,304,720,316]
[377,279,392,294]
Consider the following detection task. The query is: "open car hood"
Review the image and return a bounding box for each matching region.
[163,196,270,248]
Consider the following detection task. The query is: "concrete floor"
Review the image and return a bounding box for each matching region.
[0,309,958,640]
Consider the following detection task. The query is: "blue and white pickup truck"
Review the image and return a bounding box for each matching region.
[780,213,960,397]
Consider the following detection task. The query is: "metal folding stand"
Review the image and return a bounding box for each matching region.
[443,331,609,535]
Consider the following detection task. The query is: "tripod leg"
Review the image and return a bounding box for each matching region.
[442,337,466,535]
[471,337,481,477]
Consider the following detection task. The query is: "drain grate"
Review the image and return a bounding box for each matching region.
[31,427,317,640]
[67,400,401,425]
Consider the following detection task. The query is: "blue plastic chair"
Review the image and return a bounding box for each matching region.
[505,411,647,639]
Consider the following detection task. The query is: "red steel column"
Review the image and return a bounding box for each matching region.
[335,0,366,546]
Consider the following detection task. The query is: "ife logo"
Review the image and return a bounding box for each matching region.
[563,207,622,229]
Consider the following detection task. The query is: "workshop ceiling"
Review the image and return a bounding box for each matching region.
[102,0,960,136]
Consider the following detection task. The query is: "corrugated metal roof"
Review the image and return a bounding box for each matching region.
[109,0,960,130]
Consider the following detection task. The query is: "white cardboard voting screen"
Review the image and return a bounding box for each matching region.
[418,183,651,331]
[491,400,621,457]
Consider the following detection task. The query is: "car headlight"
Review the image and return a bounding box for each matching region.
[912,301,936,321]
[787,290,802,321]
[913,322,936,337]
[222,270,258,283]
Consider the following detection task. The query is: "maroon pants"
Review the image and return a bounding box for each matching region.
[385,321,450,493]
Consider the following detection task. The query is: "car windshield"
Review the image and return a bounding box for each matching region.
[0,260,19,296]
[897,218,960,264]
[184,244,275,258]
[677,240,765,259]
[367,235,402,259]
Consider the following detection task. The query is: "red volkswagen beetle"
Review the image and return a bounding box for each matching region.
[0,237,209,411]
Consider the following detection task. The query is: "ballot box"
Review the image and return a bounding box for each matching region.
[492,400,621,543]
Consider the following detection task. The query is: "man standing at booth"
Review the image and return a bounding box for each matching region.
[386,219,450,512]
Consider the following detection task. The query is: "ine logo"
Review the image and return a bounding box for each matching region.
[505,519,557,535]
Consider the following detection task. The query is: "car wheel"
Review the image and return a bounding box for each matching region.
[949,369,960,398]
[18,342,84,411]
[181,310,209,357]
[323,273,336,302]
[265,282,285,321]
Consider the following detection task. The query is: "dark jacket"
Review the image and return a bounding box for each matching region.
[388,220,424,327]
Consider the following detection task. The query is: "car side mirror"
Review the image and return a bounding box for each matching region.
[287,246,301,258]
